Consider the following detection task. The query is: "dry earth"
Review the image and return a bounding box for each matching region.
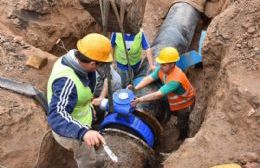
[0,0,259,168]
[164,0,260,167]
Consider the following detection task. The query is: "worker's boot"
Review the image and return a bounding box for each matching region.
[178,126,189,141]
[176,111,191,141]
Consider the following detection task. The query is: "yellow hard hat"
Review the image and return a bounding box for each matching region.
[209,163,241,168]
[77,33,113,62]
[156,47,180,64]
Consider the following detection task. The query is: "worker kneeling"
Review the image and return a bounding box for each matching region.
[131,47,196,140]
[47,33,120,167]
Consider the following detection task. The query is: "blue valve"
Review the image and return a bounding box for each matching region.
[101,89,136,115]
[100,89,155,148]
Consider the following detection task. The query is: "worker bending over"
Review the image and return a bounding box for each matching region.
[47,33,118,167]
[131,47,195,140]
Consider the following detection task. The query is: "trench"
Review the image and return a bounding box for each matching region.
[35,2,217,168]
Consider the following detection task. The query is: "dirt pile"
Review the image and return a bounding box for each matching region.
[0,0,98,56]
[0,0,99,168]
[0,0,259,168]
[164,0,260,167]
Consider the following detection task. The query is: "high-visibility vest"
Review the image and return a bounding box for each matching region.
[114,31,142,65]
[47,58,93,127]
[158,66,195,111]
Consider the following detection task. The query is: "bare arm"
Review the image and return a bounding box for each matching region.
[131,91,164,106]
[145,48,155,71]
[92,79,108,106]
[135,75,155,91]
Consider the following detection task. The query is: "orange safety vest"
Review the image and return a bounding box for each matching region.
[158,66,195,111]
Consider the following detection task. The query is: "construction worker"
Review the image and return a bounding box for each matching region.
[111,29,155,88]
[131,47,196,140]
[47,33,118,167]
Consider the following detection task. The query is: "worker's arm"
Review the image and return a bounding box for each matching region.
[132,66,160,90]
[134,75,155,91]
[92,66,122,106]
[92,78,108,106]
[131,90,163,107]
[145,48,155,71]
[141,32,155,71]
[48,77,89,140]
[159,81,183,95]
[48,77,104,147]
[132,80,183,107]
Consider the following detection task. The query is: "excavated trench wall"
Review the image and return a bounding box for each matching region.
[34,2,209,167]
[1,0,259,168]
[0,1,99,168]
[164,0,260,167]
[0,1,208,168]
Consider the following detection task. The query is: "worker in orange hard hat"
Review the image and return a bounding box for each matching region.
[130,47,196,141]
[47,33,121,167]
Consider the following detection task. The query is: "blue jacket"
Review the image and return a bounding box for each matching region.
[47,57,96,141]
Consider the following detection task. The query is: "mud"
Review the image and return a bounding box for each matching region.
[95,129,157,168]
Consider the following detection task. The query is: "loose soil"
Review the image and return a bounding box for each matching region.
[0,0,259,168]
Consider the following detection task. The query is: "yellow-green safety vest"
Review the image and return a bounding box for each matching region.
[114,31,142,66]
[47,58,93,127]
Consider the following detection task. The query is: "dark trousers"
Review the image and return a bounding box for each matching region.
[173,103,195,140]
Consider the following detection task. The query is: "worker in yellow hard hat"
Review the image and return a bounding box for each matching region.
[130,47,196,140]
[47,33,121,167]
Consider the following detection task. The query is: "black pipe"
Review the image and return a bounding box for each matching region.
[151,2,201,56]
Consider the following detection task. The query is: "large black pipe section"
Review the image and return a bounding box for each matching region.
[152,2,201,56]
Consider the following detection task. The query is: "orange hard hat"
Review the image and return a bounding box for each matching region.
[77,33,113,62]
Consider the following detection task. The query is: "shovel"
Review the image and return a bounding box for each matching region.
[0,76,48,113]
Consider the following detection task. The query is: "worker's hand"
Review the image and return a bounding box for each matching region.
[126,84,133,90]
[130,97,142,107]
[92,97,103,106]
[83,130,105,148]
